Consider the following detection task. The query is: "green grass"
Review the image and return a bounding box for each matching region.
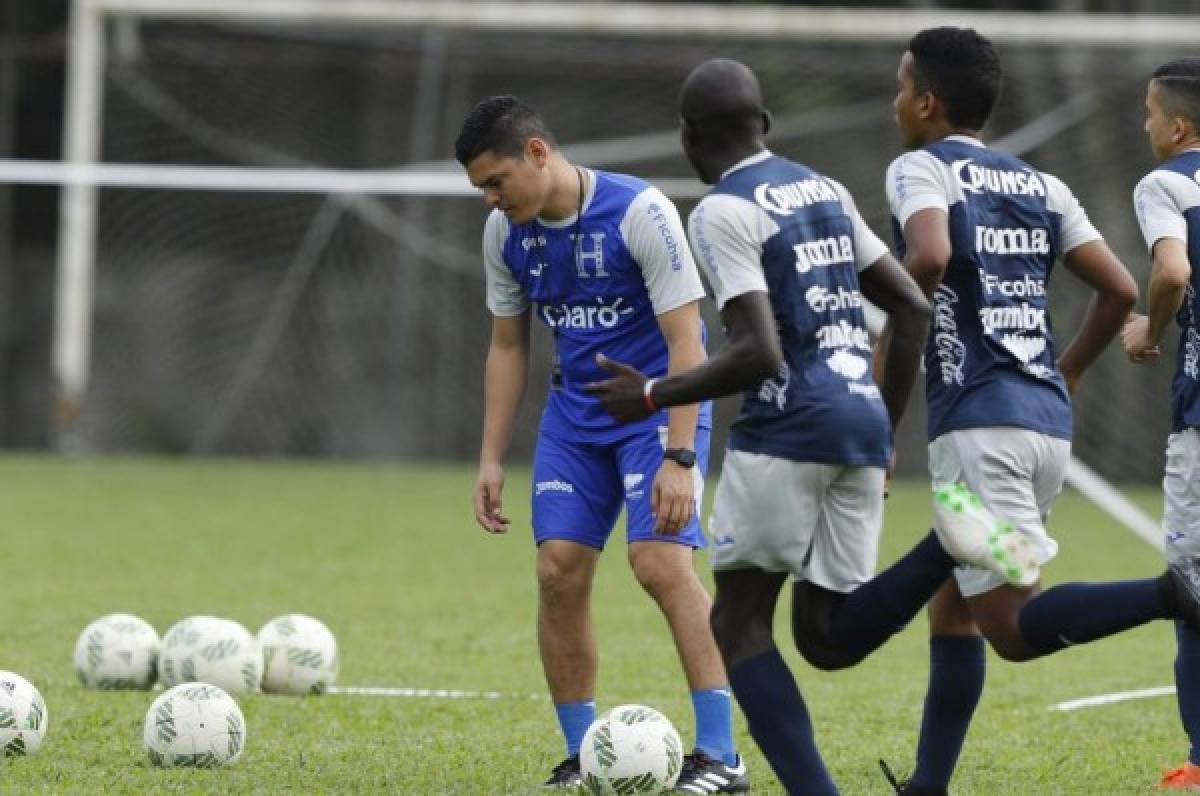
[0,454,1183,793]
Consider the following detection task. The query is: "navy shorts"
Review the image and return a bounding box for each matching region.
[531,426,710,550]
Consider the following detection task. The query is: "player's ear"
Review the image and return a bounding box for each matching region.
[760,110,772,136]
[526,136,550,167]
[918,89,937,121]
[1172,114,1191,145]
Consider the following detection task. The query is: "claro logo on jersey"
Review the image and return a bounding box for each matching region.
[754,177,839,216]
[540,296,634,330]
[952,159,1046,197]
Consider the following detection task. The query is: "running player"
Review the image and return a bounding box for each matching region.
[588,58,1037,796]
[883,28,1200,795]
[1123,56,1200,791]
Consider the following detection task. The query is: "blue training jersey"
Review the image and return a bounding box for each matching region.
[688,150,893,468]
[483,168,713,442]
[1134,149,1200,432]
[887,135,1101,442]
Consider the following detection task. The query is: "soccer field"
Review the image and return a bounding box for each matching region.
[0,454,1180,794]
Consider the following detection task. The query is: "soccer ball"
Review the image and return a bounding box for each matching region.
[257,614,338,695]
[73,613,160,690]
[159,616,262,696]
[580,704,683,795]
[143,682,245,767]
[0,671,48,757]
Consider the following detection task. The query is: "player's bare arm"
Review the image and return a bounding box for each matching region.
[1124,237,1190,362]
[900,207,953,299]
[586,290,781,421]
[858,252,930,429]
[647,300,706,535]
[1057,240,1138,392]
[473,312,531,534]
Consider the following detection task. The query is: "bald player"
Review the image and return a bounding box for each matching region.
[588,58,1036,796]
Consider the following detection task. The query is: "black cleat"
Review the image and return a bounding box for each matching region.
[879,759,948,796]
[673,750,749,793]
[1169,557,1200,632]
[543,754,582,789]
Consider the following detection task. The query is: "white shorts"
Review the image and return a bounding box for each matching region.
[929,428,1069,597]
[707,449,885,593]
[1164,428,1200,562]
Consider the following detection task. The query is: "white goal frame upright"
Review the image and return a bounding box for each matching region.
[48,0,1192,546]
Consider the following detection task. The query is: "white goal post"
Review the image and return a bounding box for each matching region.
[41,0,1183,547]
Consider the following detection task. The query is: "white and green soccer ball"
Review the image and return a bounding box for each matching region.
[0,671,48,758]
[73,613,160,690]
[580,704,683,795]
[159,616,262,696]
[257,614,338,695]
[143,682,245,768]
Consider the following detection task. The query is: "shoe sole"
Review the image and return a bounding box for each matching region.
[934,484,1040,587]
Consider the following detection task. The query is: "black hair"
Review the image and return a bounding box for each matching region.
[908,27,1003,131]
[1153,58,1200,129]
[453,95,556,166]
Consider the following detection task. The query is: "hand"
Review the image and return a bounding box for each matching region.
[584,353,654,423]
[651,459,696,536]
[1121,313,1161,364]
[885,451,896,500]
[473,461,510,534]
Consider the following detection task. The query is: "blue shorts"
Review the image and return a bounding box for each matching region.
[531,426,711,550]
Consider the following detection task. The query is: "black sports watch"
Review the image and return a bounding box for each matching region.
[663,448,697,469]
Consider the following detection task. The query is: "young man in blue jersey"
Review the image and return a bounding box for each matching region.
[1123,57,1200,791]
[882,28,1200,795]
[588,58,1046,796]
[455,96,747,793]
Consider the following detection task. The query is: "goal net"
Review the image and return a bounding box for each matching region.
[29,1,1193,527]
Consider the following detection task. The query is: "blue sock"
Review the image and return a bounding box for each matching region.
[727,648,838,796]
[912,635,986,790]
[554,699,595,757]
[691,687,737,766]
[829,530,956,660]
[1017,577,1172,656]
[1176,622,1200,765]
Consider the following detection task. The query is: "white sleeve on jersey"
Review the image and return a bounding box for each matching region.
[621,187,708,315]
[886,150,953,227]
[482,210,530,317]
[686,194,774,310]
[830,179,890,271]
[1134,170,1192,250]
[1041,172,1102,254]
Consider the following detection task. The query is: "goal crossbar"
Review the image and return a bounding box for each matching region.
[83,0,1200,46]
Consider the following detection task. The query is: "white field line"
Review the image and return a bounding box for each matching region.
[328,685,546,700]
[1049,685,1176,712]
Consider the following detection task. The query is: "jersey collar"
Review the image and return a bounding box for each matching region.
[720,149,774,181]
[537,167,596,229]
[944,134,985,148]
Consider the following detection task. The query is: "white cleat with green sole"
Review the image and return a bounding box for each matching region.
[932,482,1040,587]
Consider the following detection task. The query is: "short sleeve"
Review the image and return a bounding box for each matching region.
[482,210,529,316]
[621,187,707,315]
[1042,173,1102,254]
[886,150,951,227]
[1134,171,1189,251]
[831,179,890,271]
[686,194,772,310]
